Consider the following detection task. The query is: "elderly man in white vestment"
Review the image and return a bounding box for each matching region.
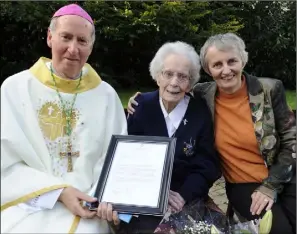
[1,3,127,233]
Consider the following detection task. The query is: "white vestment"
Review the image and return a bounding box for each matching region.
[1,57,127,233]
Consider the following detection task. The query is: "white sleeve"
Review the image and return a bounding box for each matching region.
[17,188,63,212]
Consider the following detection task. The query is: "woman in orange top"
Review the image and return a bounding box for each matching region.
[194,33,296,234]
[127,33,296,234]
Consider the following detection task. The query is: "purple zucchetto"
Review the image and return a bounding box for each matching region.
[52,4,93,25]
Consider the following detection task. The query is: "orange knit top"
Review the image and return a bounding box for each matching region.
[214,77,268,183]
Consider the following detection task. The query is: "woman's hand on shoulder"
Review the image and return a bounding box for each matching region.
[127,92,141,115]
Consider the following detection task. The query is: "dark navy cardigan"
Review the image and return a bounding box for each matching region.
[127,90,221,203]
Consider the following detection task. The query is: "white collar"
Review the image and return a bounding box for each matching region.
[45,62,88,78]
[159,95,190,130]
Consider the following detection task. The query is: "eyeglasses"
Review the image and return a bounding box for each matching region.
[161,70,190,83]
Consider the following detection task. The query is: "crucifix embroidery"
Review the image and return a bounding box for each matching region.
[48,106,54,115]
[60,141,80,172]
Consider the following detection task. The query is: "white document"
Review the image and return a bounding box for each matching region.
[26,188,63,209]
[18,188,63,213]
[101,141,168,207]
[17,203,43,214]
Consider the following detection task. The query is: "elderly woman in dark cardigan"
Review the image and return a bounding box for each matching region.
[127,33,296,234]
[98,41,222,233]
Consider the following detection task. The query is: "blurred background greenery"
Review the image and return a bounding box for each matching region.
[1,1,295,108]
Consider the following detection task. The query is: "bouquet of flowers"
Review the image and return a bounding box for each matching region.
[153,198,229,234]
[153,198,273,234]
[229,210,273,234]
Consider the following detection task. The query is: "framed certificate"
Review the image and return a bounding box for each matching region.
[92,135,176,216]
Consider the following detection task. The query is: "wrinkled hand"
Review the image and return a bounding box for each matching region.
[167,204,178,214]
[250,191,274,215]
[97,202,120,226]
[168,190,185,213]
[127,92,141,115]
[58,187,97,219]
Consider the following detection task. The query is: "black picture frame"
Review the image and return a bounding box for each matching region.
[93,134,176,216]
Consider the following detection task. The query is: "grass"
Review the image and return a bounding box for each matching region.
[117,89,296,110]
[285,90,296,110]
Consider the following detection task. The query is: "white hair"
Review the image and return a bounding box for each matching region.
[200,33,248,74]
[149,41,201,88]
[49,17,96,45]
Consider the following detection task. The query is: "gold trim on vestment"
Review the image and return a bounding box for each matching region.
[29,57,102,94]
[68,215,81,233]
[1,184,70,211]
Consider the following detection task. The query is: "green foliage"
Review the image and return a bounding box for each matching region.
[81,1,242,88]
[0,1,295,90]
[231,1,296,88]
[286,90,296,110]
[0,1,70,79]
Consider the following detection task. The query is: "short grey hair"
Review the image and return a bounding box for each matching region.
[49,17,96,45]
[149,41,201,88]
[200,33,248,74]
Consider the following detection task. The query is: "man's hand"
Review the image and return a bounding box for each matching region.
[59,187,97,219]
[97,202,120,226]
[127,92,141,115]
[168,190,185,213]
[250,191,274,215]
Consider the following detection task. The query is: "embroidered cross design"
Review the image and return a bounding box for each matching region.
[48,106,54,115]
